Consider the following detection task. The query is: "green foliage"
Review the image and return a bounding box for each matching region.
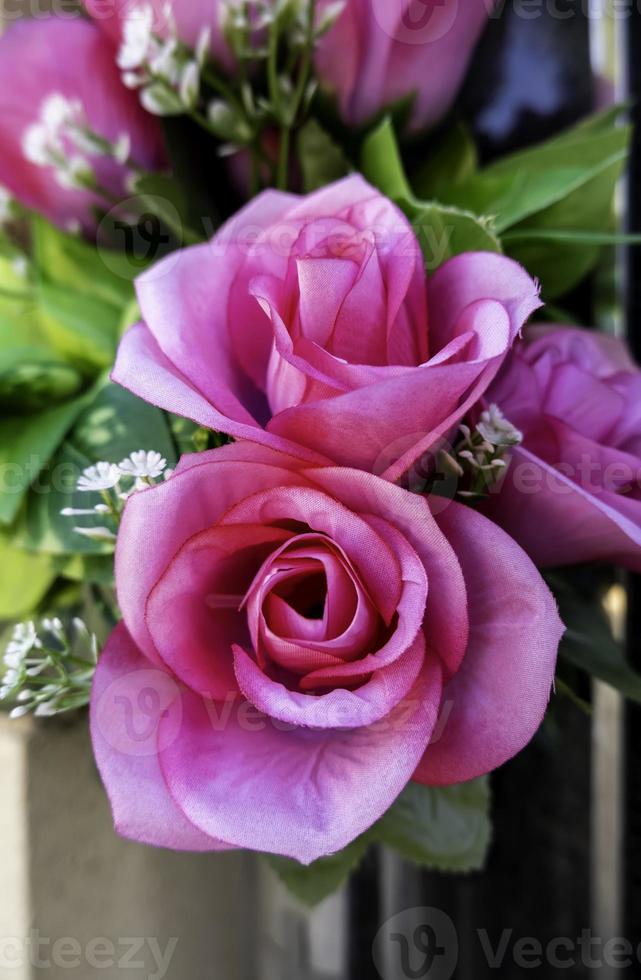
[550,574,641,704]
[297,119,350,192]
[12,379,176,558]
[266,778,491,906]
[433,107,631,298]
[0,532,56,618]
[376,779,491,871]
[412,123,478,200]
[361,119,501,268]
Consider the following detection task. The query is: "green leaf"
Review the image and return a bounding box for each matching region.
[406,201,501,270]
[37,282,120,373]
[130,173,201,246]
[0,394,89,526]
[376,780,491,871]
[0,532,56,618]
[360,119,500,268]
[11,441,112,556]
[413,123,478,200]
[32,215,136,309]
[360,117,412,201]
[551,575,641,704]
[13,380,177,556]
[0,348,83,412]
[54,553,115,586]
[297,119,350,193]
[265,834,372,907]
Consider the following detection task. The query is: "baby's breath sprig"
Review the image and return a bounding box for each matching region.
[62,450,170,544]
[439,404,523,501]
[21,93,136,203]
[0,618,99,719]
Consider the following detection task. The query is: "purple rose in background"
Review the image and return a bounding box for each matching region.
[315,0,492,129]
[482,326,641,569]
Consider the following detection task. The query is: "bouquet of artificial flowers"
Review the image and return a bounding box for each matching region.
[1,0,639,899]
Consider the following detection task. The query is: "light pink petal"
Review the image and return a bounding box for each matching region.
[305,467,468,678]
[116,446,315,664]
[159,658,442,863]
[428,252,541,358]
[233,630,425,729]
[112,322,326,463]
[415,501,563,786]
[481,445,641,570]
[218,484,402,623]
[90,624,228,851]
[146,524,294,698]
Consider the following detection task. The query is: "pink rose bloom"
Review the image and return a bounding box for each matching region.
[91,442,562,861]
[0,17,165,232]
[482,326,641,569]
[113,176,540,481]
[315,0,492,129]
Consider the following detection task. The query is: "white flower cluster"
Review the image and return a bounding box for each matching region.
[1,618,97,718]
[22,92,132,192]
[61,450,170,543]
[438,404,523,499]
[0,184,14,227]
[118,2,209,115]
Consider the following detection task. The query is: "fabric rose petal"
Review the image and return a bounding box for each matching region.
[481,325,641,570]
[315,0,492,130]
[90,442,563,862]
[0,17,165,231]
[112,176,540,480]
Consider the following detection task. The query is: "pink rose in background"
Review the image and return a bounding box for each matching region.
[482,326,641,569]
[84,0,234,68]
[113,176,540,481]
[91,442,562,861]
[315,0,492,129]
[0,17,165,232]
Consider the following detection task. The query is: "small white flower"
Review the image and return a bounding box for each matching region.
[35,702,59,717]
[72,526,118,543]
[118,450,167,479]
[113,132,131,165]
[140,83,183,116]
[11,256,28,279]
[9,705,31,720]
[476,404,523,448]
[118,3,155,70]
[77,461,121,492]
[0,185,12,225]
[5,622,39,661]
[148,37,181,86]
[122,70,145,89]
[40,93,81,133]
[196,26,211,66]
[55,155,95,191]
[65,218,82,235]
[22,123,50,166]
[179,61,200,109]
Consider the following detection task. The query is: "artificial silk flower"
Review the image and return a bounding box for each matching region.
[315,0,492,130]
[0,17,165,231]
[90,442,562,862]
[112,175,540,481]
[481,326,641,570]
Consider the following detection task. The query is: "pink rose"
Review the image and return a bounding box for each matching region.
[482,326,641,569]
[113,176,540,481]
[91,442,562,862]
[315,0,492,130]
[0,17,165,232]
